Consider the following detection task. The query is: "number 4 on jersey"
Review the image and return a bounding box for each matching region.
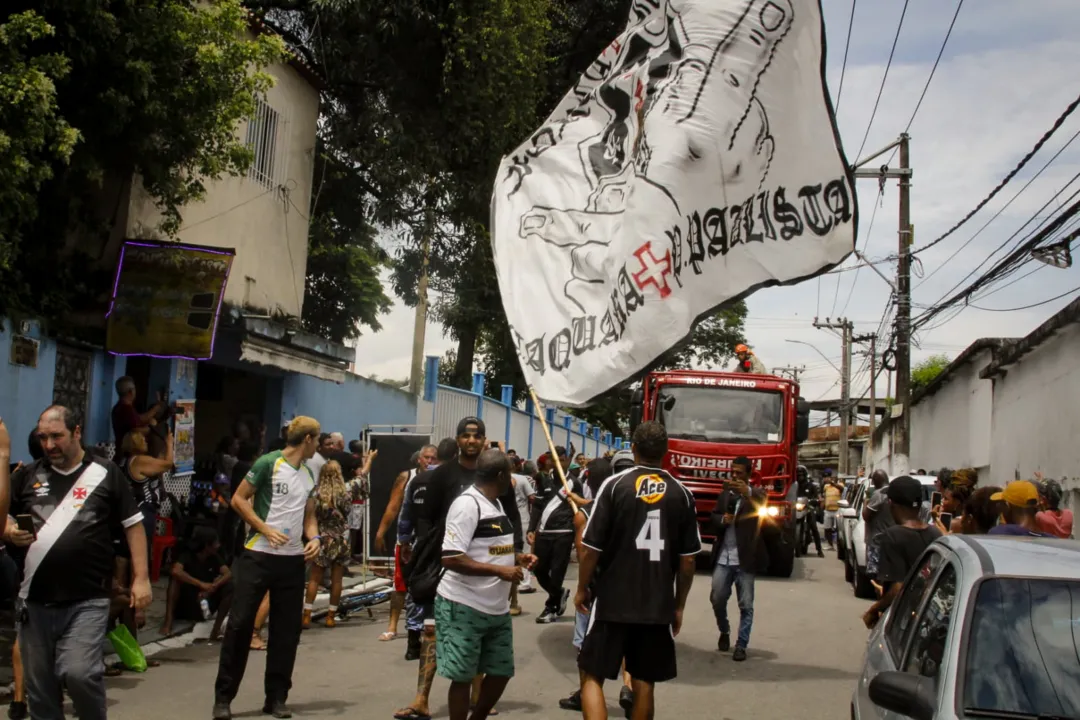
[635,509,665,561]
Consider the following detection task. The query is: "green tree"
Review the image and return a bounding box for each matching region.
[0,11,78,268]
[1,0,283,323]
[911,354,952,394]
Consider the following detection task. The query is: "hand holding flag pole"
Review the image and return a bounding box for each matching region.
[527,387,578,514]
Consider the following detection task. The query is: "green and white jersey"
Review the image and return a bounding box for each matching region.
[243,450,315,556]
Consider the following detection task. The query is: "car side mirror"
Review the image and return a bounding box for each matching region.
[868,671,936,720]
[838,498,850,508]
[795,397,810,444]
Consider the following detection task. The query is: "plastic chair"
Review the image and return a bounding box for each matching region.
[151,517,177,582]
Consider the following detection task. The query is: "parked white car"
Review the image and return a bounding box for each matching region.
[837,476,868,567]
[846,474,940,599]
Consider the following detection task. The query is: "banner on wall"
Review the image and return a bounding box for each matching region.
[106,240,235,360]
[173,399,196,472]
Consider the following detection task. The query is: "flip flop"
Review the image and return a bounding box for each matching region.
[393,709,431,720]
[250,635,267,651]
[378,631,398,641]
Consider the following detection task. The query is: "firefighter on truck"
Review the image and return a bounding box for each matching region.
[732,344,767,374]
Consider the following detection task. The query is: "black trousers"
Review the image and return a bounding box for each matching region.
[214,550,305,703]
[533,532,574,612]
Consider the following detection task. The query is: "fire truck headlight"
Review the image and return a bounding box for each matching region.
[766,506,780,518]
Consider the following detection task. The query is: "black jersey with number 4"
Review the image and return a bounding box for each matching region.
[582,466,701,625]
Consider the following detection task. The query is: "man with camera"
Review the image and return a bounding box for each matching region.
[708,456,765,661]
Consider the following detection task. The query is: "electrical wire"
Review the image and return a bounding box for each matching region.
[834,0,858,114]
[967,285,1080,313]
[914,129,1080,290]
[854,0,910,162]
[901,0,964,135]
[912,91,1080,256]
[837,191,882,316]
[918,173,1080,313]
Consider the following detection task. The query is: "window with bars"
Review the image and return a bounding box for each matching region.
[246,97,283,189]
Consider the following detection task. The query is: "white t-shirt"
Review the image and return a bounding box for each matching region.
[439,486,515,615]
[512,474,535,526]
[306,452,327,481]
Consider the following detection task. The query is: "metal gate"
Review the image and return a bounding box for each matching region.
[53,345,93,429]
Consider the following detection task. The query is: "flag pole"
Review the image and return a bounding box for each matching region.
[527,387,578,513]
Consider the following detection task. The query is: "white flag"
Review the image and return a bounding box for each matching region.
[491,0,856,406]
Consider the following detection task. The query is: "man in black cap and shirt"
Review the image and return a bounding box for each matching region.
[862,475,941,629]
[529,446,587,624]
[574,421,700,720]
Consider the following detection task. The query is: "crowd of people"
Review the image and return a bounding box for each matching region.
[0,376,1075,720]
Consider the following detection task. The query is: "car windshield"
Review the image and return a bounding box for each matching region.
[963,577,1080,718]
[656,386,783,444]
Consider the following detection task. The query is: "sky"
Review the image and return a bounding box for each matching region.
[351,0,1080,422]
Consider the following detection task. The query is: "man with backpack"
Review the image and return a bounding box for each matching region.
[392,419,522,720]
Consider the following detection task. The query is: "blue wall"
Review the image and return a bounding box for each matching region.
[0,319,58,460]
[281,372,418,442]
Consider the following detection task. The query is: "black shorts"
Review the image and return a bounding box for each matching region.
[577,619,677,684]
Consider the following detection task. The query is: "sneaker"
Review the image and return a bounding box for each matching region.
[558,690,582,711]
[519,585,537,594]
[8,702,28,720]
[733,647,748,662]
[263,699,292,718]
[557,588,570,616]
[817,550,825,558]
[619,686,634,713]
[211,701,232,720]
[717,632,731,652]
[535,609,557,624]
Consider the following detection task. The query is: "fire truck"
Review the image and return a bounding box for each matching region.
[629,370,810,577]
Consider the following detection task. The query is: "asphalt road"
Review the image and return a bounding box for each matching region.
[102,551,871,719]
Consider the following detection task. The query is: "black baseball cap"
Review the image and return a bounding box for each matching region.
[887,475,923,508]
[456,417,486,437]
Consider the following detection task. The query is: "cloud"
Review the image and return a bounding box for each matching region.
[353,1,1080,418]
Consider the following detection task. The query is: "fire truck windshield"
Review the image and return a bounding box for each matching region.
[656,386,783,444]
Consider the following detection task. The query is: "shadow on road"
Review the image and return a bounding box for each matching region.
[234,698,357,717]
[673,641,860,685]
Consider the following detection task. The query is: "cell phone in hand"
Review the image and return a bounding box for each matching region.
[15,515,35,538]
[490,441,500,449]
[939,512,953,529]
[931,491,943,509]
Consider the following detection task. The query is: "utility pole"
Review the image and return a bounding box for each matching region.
[852,333,878,441]
[813,317,854,474]
[772,365,805,382]
[853,133,913,474]
[895,134,913,472]
[408,230,432,397]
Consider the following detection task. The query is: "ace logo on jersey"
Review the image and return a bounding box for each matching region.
[635,474,668,504]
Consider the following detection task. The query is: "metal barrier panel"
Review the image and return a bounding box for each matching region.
[481,398,509,445]
[434,385,478,439]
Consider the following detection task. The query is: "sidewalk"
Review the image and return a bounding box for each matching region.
[0,562,391,695]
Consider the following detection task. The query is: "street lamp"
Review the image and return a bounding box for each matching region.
[784,339,841,373]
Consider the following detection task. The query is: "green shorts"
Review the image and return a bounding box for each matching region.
[435,596,515,683]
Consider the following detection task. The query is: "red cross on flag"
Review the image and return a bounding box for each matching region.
[491,0,856,406]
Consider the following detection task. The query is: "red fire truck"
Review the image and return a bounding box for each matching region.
[629,370,810,577]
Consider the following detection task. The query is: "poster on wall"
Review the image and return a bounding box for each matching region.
[174,399,196,472]
[106,240,235,360]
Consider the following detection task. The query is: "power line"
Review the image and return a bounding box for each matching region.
[913,129,1080,290]
[837,189,882,316]
[901,0,964,135]
[968,285,1080,313]
[833,0,858,113]
[854,0,910,162]
[912,91,1080,256]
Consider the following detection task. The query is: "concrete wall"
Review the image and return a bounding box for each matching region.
[989,323,1080,492]
[910,348,994,474]
[126,57,319,319]
[281,372,418,443]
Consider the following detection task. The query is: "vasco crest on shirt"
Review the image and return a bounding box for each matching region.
[635,474,667,504]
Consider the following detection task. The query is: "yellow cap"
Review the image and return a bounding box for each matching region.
[990,481,1039,508]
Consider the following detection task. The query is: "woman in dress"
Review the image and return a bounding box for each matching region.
[303,461,354,629]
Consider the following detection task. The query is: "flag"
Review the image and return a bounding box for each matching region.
[490,0,856,406]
